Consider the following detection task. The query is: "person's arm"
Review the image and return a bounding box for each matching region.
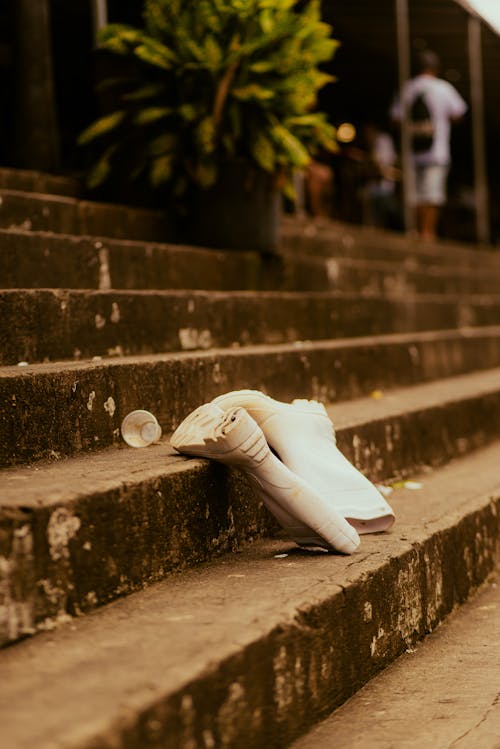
[447,84,467,122]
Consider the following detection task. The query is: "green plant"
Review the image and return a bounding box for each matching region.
[79,0,338,199]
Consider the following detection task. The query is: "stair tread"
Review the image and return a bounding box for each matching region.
[281,217,499,258]
[3,287,500,366]
[326,364,500,429]
[1,226,499,273]
[3,365,500,501]
[0,187,157,211]
[1,440,500,749]
[1,326,500,374]
[0,189,170,242]
[5,286,500,299]
[0,168,81,196]
[2,328,500,468]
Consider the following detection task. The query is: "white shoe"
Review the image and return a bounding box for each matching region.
[212,390,395,534]
[170,403,360,554]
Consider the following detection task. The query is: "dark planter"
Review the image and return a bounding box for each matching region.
[188,162,281,253]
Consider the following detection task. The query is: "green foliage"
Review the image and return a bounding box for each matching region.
[79,0,338,195]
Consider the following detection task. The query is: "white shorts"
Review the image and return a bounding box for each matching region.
[413,164,449,206]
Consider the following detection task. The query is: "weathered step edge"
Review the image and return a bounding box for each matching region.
[2,372,500,647]
[1,187,500,267]
[2,288,500,366]
[1,448,499,749]
[280,217,500,268]
[0,168,81,197]
[126,488,500,749]
[2,333,500,466]
[2,228,500,296]
[0,189,171,242]
[0,229,332,294]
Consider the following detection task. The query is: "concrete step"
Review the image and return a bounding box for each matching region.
[0,189,171,242]
[313,256,500,296]
[0,230,330,293]
[2,229,500,296]
[2,288,500,365]
[2,367,500,644]
[0,188,498,273]
[1,440,499,748]
[281,218,500,270]
[2,330,500,464]
[0,168,81,197]
[291,571,500,749]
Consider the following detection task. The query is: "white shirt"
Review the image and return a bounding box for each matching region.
[391,74,467,166]
[370,132,397,194]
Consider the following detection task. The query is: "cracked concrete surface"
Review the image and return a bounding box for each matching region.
[292,573,500,749]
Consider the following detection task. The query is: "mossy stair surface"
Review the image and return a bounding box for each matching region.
[280,217,500,269]
[2,289,500,365]
[1,442,499,749]
[2,334,500,465]
[2,368,500,648]
[2,228,500,295]
[0,190,170,241]
[2,167,500,747]
[0,168,80,197]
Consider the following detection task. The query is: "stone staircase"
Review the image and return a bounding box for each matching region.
[1,169,500,749]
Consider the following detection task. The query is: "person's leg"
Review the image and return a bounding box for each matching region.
[413,165,424,237]
[418,203,440,240]
[416,203,425,236]
[416,165,449,240]
[307,161,334,218]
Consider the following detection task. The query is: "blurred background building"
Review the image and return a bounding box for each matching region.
[1,0,499,242]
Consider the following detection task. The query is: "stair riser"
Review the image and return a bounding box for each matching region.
[0,464,274,647]
[280,225,500,270]
[2,290,500,365]
[1,232,499,296]
[0,191,171,241]
[0,169,80,196]
[2,387,500,647]
[0,232,332,293]
[2,331,500,465]
[340,392,500,481]
[1,189,498,274]
[1,191,499,274]
[325,264,500,296]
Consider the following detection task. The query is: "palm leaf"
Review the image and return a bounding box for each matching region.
[204,36,223,71]
[78,111,126,145]
[150,154,174,186]
[232,84,275,101]
[122,84,166,101]
[148,133,177,156]
[134,42,174,70]
[251,132,276,172]
[134,107,173,125]
[272,124,310,167]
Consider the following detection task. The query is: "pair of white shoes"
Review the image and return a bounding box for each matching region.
[170,390,395,555]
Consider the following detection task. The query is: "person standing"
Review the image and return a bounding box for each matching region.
[391,50,467,240]
[359,121,400,229]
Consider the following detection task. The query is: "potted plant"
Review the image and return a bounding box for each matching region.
[79,0,338,251]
